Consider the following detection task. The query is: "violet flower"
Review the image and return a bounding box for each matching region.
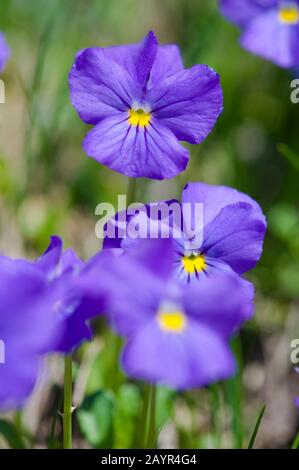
[0,236,107,409]
[69,31,223,179]
[104,182,266,287]
[94,239,254,390]
[220,0,299,68]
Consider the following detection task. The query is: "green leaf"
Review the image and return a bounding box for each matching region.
[224,335,244,448]
[0,419,25,449]
[77,391,115,448]
[114,384,141,449]
[291,431,299,449]
[278,143,299,173]
[248,404,266,449]
[156,386,177,430]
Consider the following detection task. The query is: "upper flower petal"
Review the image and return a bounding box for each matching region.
[241,9,299,68]
[147,64,223,144]
[135,31,158,90]
[149,44,184,85]
[99,32,183,87]
[69,47,138,124]
[182,182,266,227]
[220,0,277,27]
[35,235,63,277]
[83,114,189,179]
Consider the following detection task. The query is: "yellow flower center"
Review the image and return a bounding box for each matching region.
[182,253,206,274]
[157,311,187,333]
[279,4,299,24]
[128,108,151,127]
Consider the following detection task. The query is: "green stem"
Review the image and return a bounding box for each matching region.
[291,430,299,449]
[146,385,157,449]
[127,178,137,205]
[63,355,73,449]
[210,384,222,448]
[136,384,151,448]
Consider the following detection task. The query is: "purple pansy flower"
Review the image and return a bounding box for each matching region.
[69,31,223,179]
[104,183,266,290]
[88,238,254,390]
[0,32,10,73]
[0,236,107,409]
[220,0,299,68]
[0,257,60,409]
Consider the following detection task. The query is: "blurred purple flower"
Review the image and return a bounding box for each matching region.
[104,183,266,287]
[96,238,254,390]
[69,31,223,179]
[0,236,106,409]
[220,0,299,68]
[0,32,10,73]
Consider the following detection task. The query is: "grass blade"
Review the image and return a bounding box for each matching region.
[248,404,266,449]
[278,143,299,173]
[291,431,299,449]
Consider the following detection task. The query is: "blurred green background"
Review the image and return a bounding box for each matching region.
[0,0,299,449]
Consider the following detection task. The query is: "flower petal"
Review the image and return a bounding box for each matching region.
[182,272,254,337]
[83,115,189,179]
[0,32,10,73]
[35,235,63,277]
[135,31,158,89]
[149,44,184,85]
[241,10,299,68]
[102,32,183,87]
[69,47,138,124]
[220,0,276,27]
[121,319,236,390]
[202,202,266,274]
[147,64,223,144]
[182,182,266,227]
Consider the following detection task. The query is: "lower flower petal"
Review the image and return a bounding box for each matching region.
[83,115,189,179]
[122,319,236,390]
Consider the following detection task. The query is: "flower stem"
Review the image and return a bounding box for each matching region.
[136,384,151,448]
[63,355,73,449]
[127,178,137,205]
[146,384,157,449]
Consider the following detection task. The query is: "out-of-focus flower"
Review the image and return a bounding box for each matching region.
[104,182,266,286]
[94,239,254,390]
[69,31,223,179]
[0,32,10,73]
[0,236,107,409]
[220,0,299,68]
[0,257,59,409]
